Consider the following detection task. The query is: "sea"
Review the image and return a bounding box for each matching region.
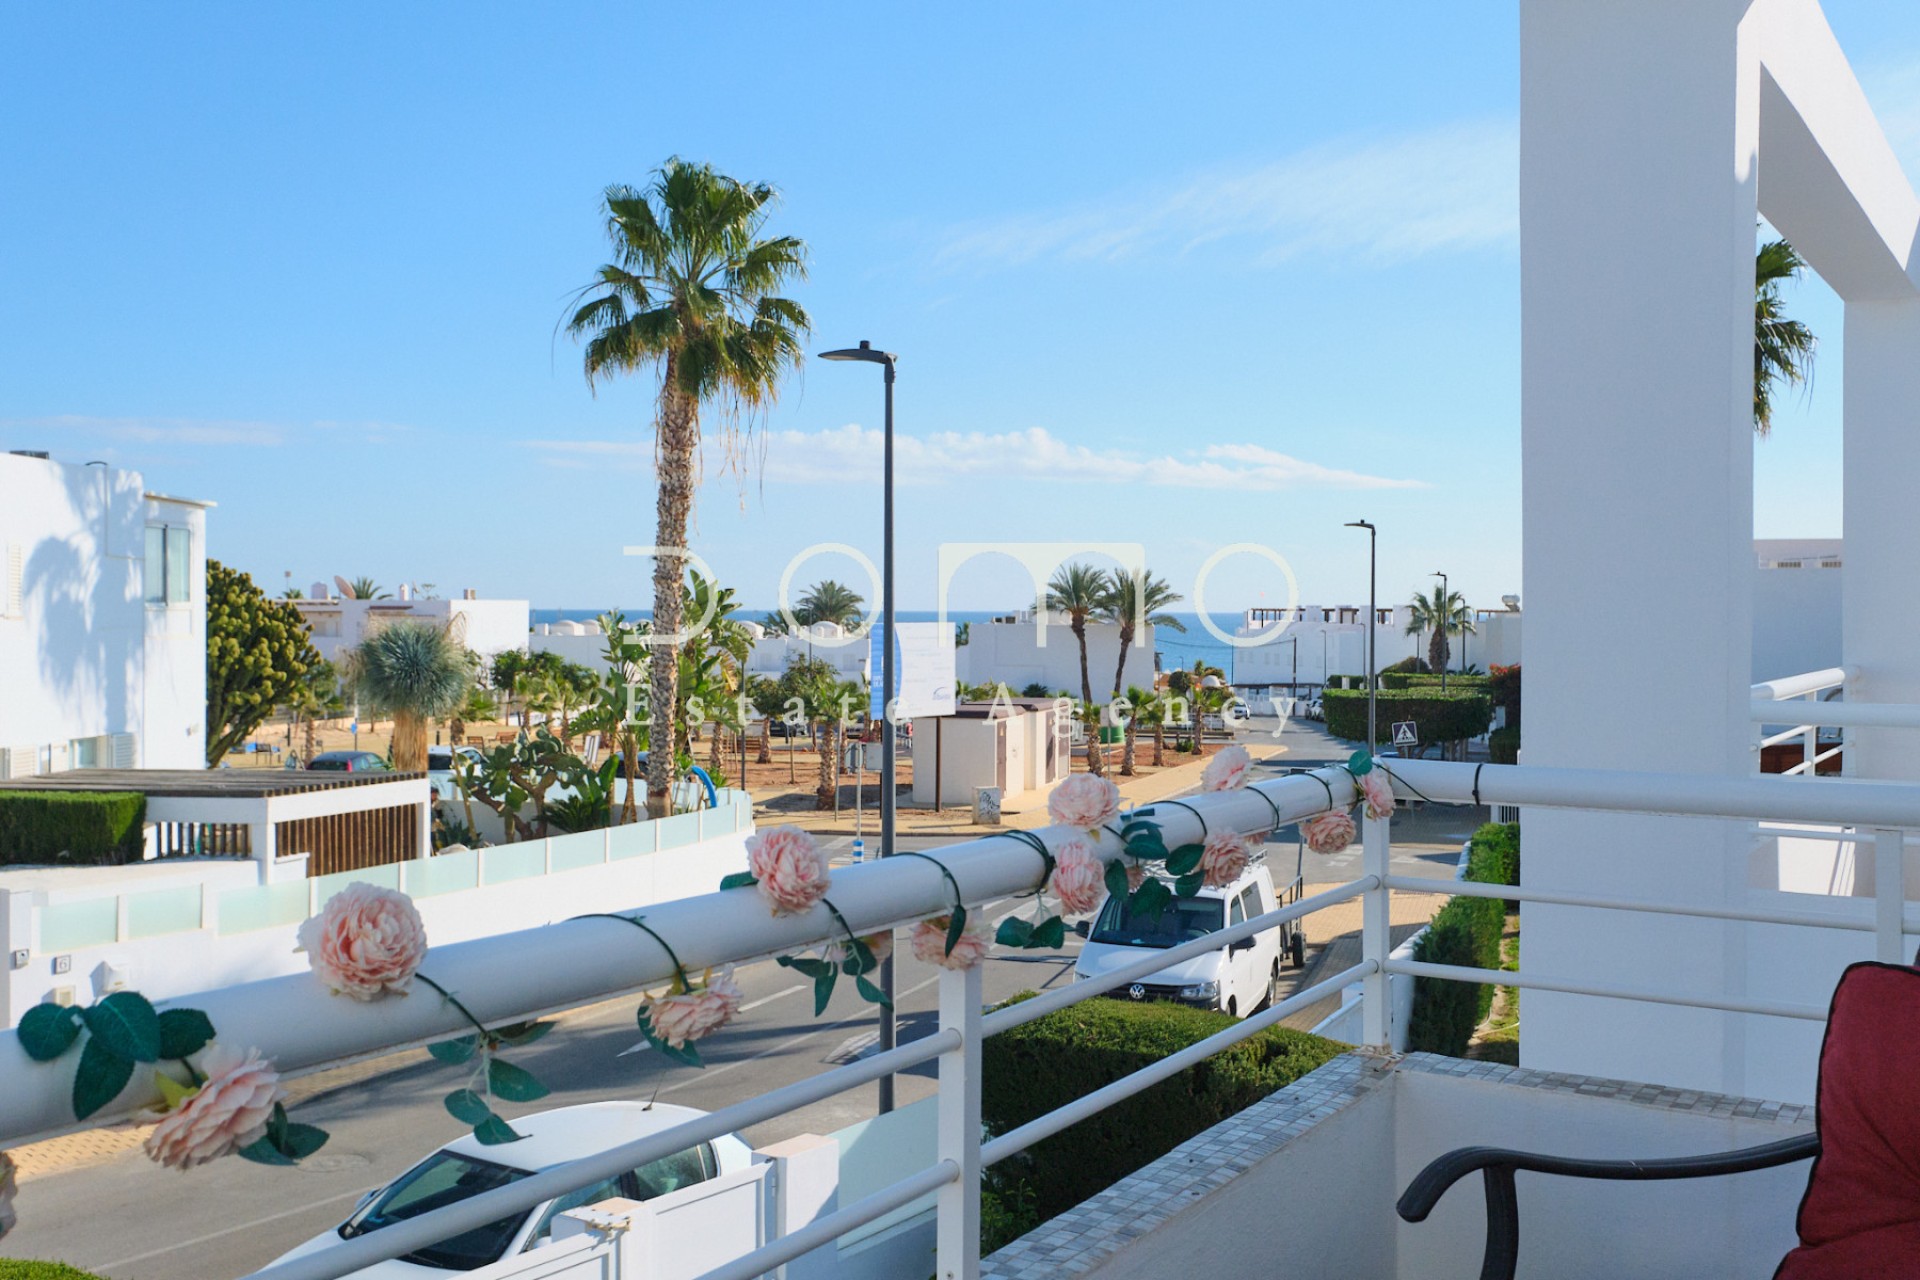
[529,608,1242,679]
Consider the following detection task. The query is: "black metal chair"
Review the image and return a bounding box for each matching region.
[1395,1132,1820,1280]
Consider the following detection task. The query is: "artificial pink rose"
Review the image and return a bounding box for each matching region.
[1048,774,1120,831]
[1303,810,1356,855]
[0,1149,16,1242]
[647,968,744,1049]
[747,826,830,915]
[1359,769,1396,821]
[1048,836,1105,915]
[910,916,992,970]
[296,882,428,1001]
[1200,832,1253,888]
[144,1045,284,1171]
[1202,744,1253,792]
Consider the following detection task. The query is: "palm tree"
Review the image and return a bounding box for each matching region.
[794,579,866,630]
[1119,685,1158,776]
[1405,586,1474,673]
[1045,563,1115,776]
[567,159,809,818]
[282,586,304,600]
[1101,570,1185,700]
[342,576,391,602]
[1755,239,1816,436]
[343,621,475,771]
[1144,691,1171,767]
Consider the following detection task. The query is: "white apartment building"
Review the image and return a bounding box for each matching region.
[955,610,1157,696]
[293,586,529,670]
[0,450,209,775]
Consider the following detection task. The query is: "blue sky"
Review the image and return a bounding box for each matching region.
[3,3,1915,619]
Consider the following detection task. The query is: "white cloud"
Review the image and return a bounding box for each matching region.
[526,425,1423,492]
[933,119,1517,270]
[1,414,287,447]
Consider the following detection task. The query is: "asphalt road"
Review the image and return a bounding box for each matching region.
[0,839,1081,1280]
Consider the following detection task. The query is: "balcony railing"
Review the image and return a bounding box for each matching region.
[5,760,1919,1280]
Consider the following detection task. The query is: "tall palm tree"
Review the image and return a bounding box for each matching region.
[1100,569,1185,700]
[1119,685,1158,777]
[567,159,809,818]
[1405,586,1474,673]
[342,576,390,602]
[1755,239,1816,436]
[343,621,475,771]
[1045,563,1115,776]
[794,579,866,630]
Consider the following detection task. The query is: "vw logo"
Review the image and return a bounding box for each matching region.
[1128,984,1146,1001]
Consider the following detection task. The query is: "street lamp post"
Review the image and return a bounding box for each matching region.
[1346,522,1377,749]
[819,339,900,1114]
[1432,571,1449,693]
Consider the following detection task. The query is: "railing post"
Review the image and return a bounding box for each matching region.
[1875,827,1905,964]
[935,962,982,1280]
[1803,692,1817,777]
[1362,810,1392,1048]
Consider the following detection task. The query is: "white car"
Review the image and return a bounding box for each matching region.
[427,746,486,802]
[1072,862,1285,1017]
[271,1103,752,1276]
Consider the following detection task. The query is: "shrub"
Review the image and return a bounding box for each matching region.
[0,792,147,866]
[0,1265,110,1280]
[1405,823,1521,1057]
[1489,726,1520,765]
[1488,663,1522,728]
[981,1177,1042,1255]
[982,993,1346,1219]
[1322,689,1492,747]
[1382,656,1430,674]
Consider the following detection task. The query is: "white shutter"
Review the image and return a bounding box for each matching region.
[111,733,137,768]
[2,746,37,779]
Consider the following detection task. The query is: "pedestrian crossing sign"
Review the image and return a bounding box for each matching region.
[1391,721,1418,748]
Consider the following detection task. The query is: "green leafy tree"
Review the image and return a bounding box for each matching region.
[1100,569,1185,700]
[205,561,322,764]
[747,674,785,764]
[793,579,866,630]
[1755,239,1816,436]
[1046,562,1116,776]
[1405,587,1474,673]
[278,658,344,767]
[566,158,810,818]
[343,621,476,771]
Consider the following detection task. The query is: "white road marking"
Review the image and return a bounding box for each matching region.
[90,1186,371,1272]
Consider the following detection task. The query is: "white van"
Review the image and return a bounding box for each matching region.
[1072,863,1286,1017]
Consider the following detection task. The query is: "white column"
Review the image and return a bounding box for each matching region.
[1361,811,1391,1048]
[1842,301,1920,781]
[1520,0,1760,1092]
[758,1135,840,1280]
[934,963,982,1280]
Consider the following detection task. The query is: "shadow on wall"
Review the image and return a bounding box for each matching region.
[21,463,144,750]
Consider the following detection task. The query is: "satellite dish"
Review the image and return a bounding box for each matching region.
[334,575,357,600]
[1501,594,1521,612]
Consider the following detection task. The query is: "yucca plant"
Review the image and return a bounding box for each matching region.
[343,621,475,771]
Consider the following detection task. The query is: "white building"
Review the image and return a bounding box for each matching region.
[529,618,873,685]
[956,611,1156,697]
[294,587,529,670]
[908,698,1070,810]
[1230,604,1426,692]
[0,451,209,774]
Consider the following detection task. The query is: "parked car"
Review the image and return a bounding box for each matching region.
[1306,696,1325,721]
[426,747,485,801]
[307,750,390,773]
[1072,862,1285,1017]
[1226,698,1252,723]
[269,1102,752,1277]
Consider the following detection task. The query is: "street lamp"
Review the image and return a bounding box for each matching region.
[819,339,900,1114]
[1432,571,1449,693]
[1346,521,1377,749]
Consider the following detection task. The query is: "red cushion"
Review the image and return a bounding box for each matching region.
[1775,963,1920,1279]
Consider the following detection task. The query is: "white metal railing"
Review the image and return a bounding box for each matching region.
[9,759,1920,1280]
[1751,666,1850,776]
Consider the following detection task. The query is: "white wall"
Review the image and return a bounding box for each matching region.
[0,452,208,773]
[957,615,1156,698]
[1752,563,1842,684]
[299,595,530,667]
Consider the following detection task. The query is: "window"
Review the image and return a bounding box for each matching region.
[1229,896,1245,927]
[1090,896,1224,949]
[144,525,190,605]
[339,1151,532,1271]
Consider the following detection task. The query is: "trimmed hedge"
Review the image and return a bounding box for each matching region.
[983,994,1346,1219]
[1489,726,1520,765]
[0,1265,110,1280]
[1322,688,1492,747]
[1392,673,1491,691]
[0,791,146,866]
[1406,824,1520,1057]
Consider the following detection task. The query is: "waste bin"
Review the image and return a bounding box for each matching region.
[974,786,1003,826]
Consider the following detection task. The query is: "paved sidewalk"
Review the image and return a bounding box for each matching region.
[1277,887,1451,1033]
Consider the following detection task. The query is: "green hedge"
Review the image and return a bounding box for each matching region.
[1391,673,1491,691]
[0,792,147,866]
[983,994,1346,1219]
[1489,726,1520,765]
[1322,689,1492,747]
[1406,824,1520,1057]
[0,1265,110,1280]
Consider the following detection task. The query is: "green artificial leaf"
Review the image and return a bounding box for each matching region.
[841,937,876,976]
[1347,750,1373,777]
[473,1115,524,1145]
[812,967,838,1017]
[493,1021,553,1048]
[854,975,891,1008]
[777,956,832,979]
[945,906,968,958]
[81,991,162,1064]
[1174,871,1206,899]
[1165,844,1204,877]
[486,1058,550,1103]
[444,1088,494,1126]
[995,917,1034,948]
[718,871,758,892]
[636,1010,704,1068]
[1129,875,1173,924]
[155,1008,215,1061]
[237,1134,296,1166]
[1028,916,1067,950]
[72,1035,135,1120]
[18,1003,83,1062]
[279,1121,330,1160]
[428,1035,479,1065]
[1124,826,1168,859]
[1104,859,1132,901]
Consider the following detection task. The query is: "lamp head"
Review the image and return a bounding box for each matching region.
[819,339,895,364]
